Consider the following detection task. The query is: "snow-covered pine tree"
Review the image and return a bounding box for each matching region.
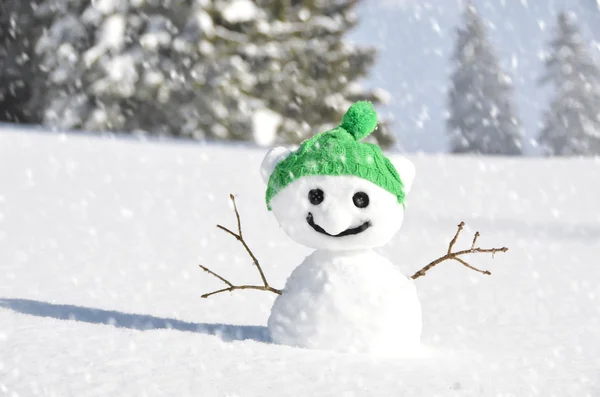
[538,12,600,156]
[31,0,393,147]
[446,2,523,155]
[231,0,394,147]
[31,0,229,138]
[0,0,40,123]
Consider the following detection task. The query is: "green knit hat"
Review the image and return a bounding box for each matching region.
[265,101,405,210]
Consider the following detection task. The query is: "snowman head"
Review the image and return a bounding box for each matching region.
[260,101,415,251]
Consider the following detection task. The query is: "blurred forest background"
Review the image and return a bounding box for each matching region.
[1,0,600,156]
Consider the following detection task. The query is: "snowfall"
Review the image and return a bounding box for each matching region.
[1,126,599,396]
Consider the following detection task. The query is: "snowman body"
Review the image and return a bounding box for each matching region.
[268,249,421,355]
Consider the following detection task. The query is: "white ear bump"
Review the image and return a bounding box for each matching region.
[389,156,416,194]
[260,146,291,184]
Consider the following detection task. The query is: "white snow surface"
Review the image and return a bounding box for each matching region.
[268,249,422,356]
[1,127,600,395]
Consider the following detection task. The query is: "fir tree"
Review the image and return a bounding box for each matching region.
[538,12,600,156]
[30,0,393,147]
[0,0,41,123]
[447,3,523,155]
[234,0,394,147]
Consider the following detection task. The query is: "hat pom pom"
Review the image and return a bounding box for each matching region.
[340,101,378,141]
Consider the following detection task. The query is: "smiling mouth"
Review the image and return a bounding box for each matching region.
[306,213,371,237]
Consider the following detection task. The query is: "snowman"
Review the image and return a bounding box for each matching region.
[200,101,507,356]
[259,101,421,356]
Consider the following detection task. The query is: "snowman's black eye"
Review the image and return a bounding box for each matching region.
[353,192,370,208]
[308,189,324,205]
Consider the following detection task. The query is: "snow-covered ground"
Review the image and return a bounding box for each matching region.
[1,127,599,396]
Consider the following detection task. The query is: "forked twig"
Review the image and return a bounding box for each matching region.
[199,194,282,298]
[411,221,508,280]
[471,231,480,250]
[452,256,491,276]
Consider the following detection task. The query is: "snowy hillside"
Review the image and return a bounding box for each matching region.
[1,127,599,396]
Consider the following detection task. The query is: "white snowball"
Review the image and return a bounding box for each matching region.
[268,249,422,356]
[269,175,404,250]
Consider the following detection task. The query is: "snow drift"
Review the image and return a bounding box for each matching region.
[0,127,599,396]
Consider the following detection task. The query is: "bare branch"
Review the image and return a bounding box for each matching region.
[225,195,269,287]
[452,257,491,276]
[199,265,233,287]
[202,287,237,299]
[411,222,507,280]
[448,221,465,254]
[216,224,240,240]
[238,236,269,287]
[201,285,282,299]
[453,247,509,257]
[199,194,282,299]
[471,231,480,249]
[409,255,449,280]
[230,193,242,237]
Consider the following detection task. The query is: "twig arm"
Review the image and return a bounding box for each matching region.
[199,264,282,298]
[452,247,509,257]
[216,225,240,240]
[201,285,282,299]
[448,221,465,254]
[452,257,491,276]
[230,193,242,238]
[471,231,480,250]
[199,194,282,299]
[225,195,269,287]
[410,254,450,280]
[199,265,233,287]
[410,222,508,280]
